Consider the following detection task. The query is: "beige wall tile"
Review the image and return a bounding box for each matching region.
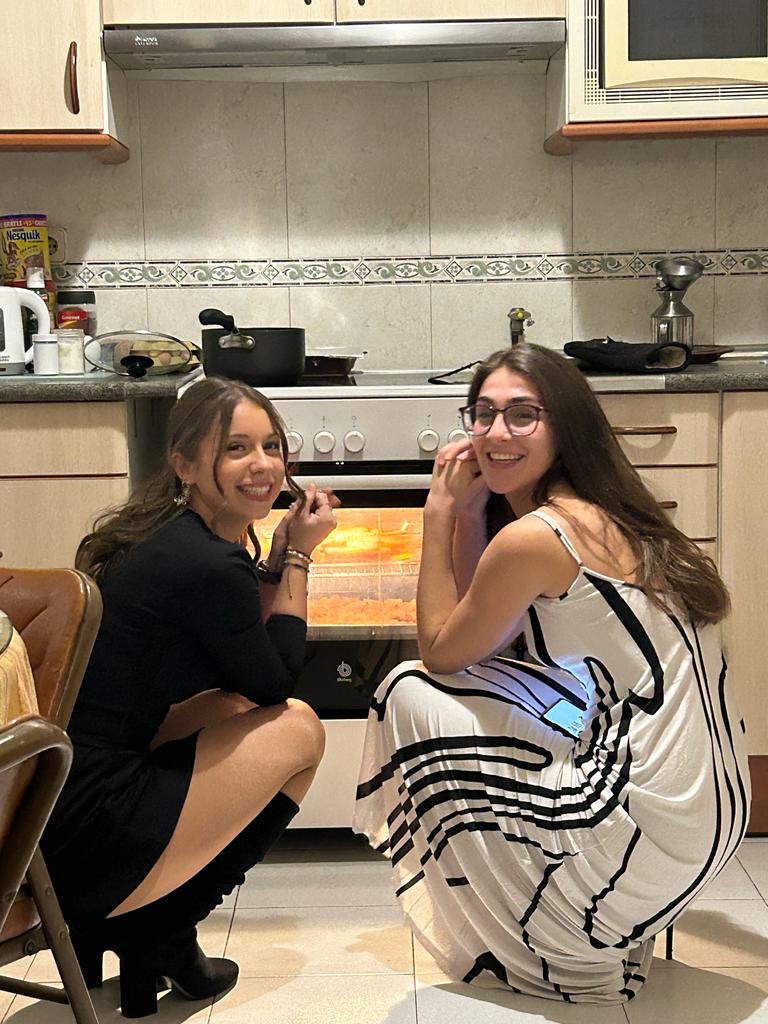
[91,288,149,335]
[431,281,572,368]
[147,286,290,345]
[429,74,572,255]
[289,284,430,368]
[140,81,288,260]
[716,137,768,249]
[285,82,429,257]
[714,276,768,347]
[0,80,144,260]
[573,277,715,348]
[573,139,716,252]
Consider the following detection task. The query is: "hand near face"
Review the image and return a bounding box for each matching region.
[427,441,489,519]
[286,483,338,554]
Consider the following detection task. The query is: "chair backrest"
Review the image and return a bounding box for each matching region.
[0,716,72,935]
[0,569,102,729]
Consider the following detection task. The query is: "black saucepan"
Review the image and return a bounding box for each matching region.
[199,308,305,387]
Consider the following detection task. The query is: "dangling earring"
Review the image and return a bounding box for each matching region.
[174,481,191,507]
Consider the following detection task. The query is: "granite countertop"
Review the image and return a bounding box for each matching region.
[0,368,203,402]
[0,358,767,402]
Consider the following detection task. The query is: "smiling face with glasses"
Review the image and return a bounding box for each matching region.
[462,368,557,511]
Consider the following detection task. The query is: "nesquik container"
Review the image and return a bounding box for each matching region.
[0,214,52,287]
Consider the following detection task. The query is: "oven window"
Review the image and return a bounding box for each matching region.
[627,0,768,61]
[253,505,423,639]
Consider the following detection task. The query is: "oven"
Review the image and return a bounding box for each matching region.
[261,375,470,827]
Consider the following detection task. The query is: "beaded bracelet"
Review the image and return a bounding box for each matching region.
[285,547,312,565]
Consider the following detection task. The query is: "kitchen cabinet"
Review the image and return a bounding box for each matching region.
[335,0,564,22]
[103,0,335,24]
[545,0,768,154]
[0,0,129,163]
[0,403,130,569]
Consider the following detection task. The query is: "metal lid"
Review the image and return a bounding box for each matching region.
[56,289,96,303]
[84,330,193,378]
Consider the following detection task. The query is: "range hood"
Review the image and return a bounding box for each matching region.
[103,22,565,70]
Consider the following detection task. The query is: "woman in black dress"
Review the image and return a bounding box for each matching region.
[42,377,337,1017]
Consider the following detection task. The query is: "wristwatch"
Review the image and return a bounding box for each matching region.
[255,559,283,585]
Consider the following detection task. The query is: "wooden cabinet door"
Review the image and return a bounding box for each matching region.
[103,0,335,25]
[0,0,104,131]
[0,477,130,568]
[721,392,768,757]
[335,0,564,22]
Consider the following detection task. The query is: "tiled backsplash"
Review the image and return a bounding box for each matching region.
[2,71,768,367]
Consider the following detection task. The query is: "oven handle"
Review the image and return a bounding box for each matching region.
[294,474,432,490]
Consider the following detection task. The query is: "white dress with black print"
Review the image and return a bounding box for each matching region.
[352,509,750,1003]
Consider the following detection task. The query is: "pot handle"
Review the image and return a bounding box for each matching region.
[199,307,236,331]
[218,332,256,350]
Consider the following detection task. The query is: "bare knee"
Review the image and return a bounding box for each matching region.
[283,698,326,768]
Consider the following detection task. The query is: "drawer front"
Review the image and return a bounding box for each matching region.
[600,394,719,467]
[0,403,128,476]
[638,466,717,540]
[0,477,130,568]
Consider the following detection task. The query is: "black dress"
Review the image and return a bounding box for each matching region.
[41,509,306,920]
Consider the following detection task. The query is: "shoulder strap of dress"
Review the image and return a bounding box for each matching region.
[526,509,584,567]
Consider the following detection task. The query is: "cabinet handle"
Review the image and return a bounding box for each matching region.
[612,425,677,436]
[68,41,80,115]
[658,501,678,510]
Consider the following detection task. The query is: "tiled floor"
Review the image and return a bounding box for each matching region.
[3,836,768,1024]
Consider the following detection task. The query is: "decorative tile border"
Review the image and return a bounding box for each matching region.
[52,248,768,289]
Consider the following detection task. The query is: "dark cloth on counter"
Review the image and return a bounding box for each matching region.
[563,337,692,373]
[41,509,306,920]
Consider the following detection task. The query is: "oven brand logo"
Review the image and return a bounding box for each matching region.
[336,661,352,682]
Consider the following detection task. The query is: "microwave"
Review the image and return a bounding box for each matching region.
[567,0,768,122]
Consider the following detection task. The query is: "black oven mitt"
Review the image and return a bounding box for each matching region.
[563,337,692,374]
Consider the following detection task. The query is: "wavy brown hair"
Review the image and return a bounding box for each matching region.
[470,344,729,625]
[76,376,304,585]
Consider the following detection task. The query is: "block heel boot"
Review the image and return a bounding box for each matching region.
[69,791,299,1018]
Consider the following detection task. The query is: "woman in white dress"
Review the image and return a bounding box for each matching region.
[353,343,750,1004]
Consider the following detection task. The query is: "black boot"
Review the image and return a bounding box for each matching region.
[70,791,299,1018]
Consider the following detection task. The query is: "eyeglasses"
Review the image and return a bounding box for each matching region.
[459,401,545,437]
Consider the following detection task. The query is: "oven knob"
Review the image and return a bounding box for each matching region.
[285,430,304,456]
[417,428,440,453]
[343,429,366,454]
[448,428,469,443]
[313,429,336,454]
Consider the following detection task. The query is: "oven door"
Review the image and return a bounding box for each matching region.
[254,463,430,718]
[603,0,768,89]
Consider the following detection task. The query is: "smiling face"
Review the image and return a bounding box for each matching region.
[470,367,558,514]
[175,398,286,541]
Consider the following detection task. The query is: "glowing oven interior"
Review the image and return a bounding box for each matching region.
[254,508,423,637]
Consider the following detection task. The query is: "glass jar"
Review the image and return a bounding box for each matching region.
[56,328,85,375]
[56,289,96,336]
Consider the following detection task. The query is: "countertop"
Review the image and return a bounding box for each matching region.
[0,358,767,402]
[0,368,203,402]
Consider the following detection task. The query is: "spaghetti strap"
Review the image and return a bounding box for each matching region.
[526,508,584,567]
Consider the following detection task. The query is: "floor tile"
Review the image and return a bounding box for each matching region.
[625,960,768,1023]
[653,900,768,967]
[2,980,213,1024]
[225,906,413,977]
[415,977,628,1024]
[238,858,397,908]
[698,858,762,899]
[739,844,768,902]
[209,973,416,1024]
[25,910,233,983]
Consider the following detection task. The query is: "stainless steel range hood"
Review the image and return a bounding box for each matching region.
[103,22,565,70]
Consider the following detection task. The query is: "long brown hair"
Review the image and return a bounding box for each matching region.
[76,377,304,585]
[469,344,729,625]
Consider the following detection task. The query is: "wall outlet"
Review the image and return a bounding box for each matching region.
[48,226,68,265]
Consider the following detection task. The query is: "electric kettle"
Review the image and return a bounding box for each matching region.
[0,286,52,374]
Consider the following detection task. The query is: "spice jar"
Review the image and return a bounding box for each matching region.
[56,289,96,336]
[32,333,59,376]
[56,328,85,375]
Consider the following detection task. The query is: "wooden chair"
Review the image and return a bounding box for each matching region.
[0,567,102,1024]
